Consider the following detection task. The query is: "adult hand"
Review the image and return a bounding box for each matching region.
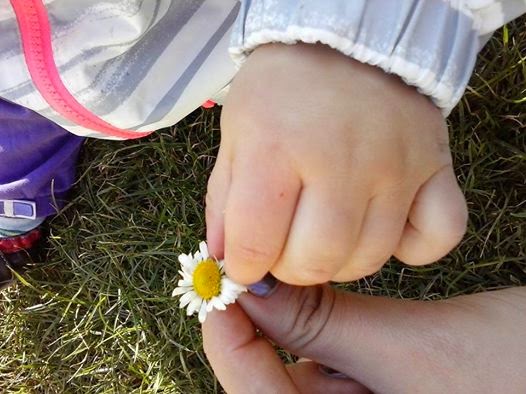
[203,279,526,393]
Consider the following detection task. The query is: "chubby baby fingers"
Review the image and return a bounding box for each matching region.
[394,165,468,266]
[205,149,231,259]
[223,156,301,285]
[271,185,368,285]
[332,190,413,282]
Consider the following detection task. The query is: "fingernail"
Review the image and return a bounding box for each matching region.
[319,365,351,380]
[247,273,279,298]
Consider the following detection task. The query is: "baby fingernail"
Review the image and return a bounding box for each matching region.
[319,365,351,380]
[247,273,279,298]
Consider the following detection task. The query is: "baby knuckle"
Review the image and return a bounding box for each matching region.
[446,222,467,247]
[370,164,416,194]
[433,210,468,249]
[374,251,393,266]
[230,241,280,265]
[400,249,438,266]
[229,105,283,136]
[359,263,384,278]
[449,207,468,237]
[343,263,382,281]
[296,268,333,285]
[291,255,342,284]
[352,247,393,266]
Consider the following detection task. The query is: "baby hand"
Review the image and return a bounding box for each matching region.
[206,43,467,285]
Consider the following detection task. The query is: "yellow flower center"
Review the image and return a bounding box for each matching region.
[192,258,222,300]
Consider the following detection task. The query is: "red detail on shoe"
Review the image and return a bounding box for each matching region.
[13,239,23,251]
[9,0,152,140]
[20,236,32,249]
[28,229,42,243]
[0,229,41,254]
[0,239,17,253]
[202,100,216,109]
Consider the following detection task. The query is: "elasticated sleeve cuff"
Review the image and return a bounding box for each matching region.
[230,0,486,116]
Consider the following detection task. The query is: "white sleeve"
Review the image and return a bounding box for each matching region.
[230,0,526,116]
[466,0,526,34]
[0,0,240,139]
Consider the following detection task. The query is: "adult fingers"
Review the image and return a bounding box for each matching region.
[223,150,301,284]
[206,148,231,259]
[394,165,468,265]
[239,281,442,394]
[286,361,371,394]
[239,284,358,374]
[273,183,368,285]
[202,303,299,394]
[333,189,412,282]
[203,301,365,394]
[242,280,526,392]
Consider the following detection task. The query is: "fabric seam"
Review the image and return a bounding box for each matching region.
[9,0,152,139]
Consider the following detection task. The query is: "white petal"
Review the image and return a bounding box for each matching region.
[172,287,188,297]
[199,241,209,259]
[187,297,202,315]
[219,294,235,305]
[182,264,195,277]
[235,285,247,294]
[177,279,192,287]
[210,297,226,311]
[179,291,197,308]
[198,301,208,323]
[221,283,235,294]
[175,286,193,296]
[194,251,203,262]
[218,290,235,302]
[220,281,234,292]
[223,278,247,293]
[206,297,225,312]
[178,254,192,266]
[221,278,244,294]
[218,282,244,305]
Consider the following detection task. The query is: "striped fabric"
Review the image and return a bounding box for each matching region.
[1,0,240,139]
[0,0,524,139]
[231,0,526,115]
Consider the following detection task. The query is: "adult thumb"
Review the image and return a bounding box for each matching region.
[239,278,446,394]
[239,282,364,380]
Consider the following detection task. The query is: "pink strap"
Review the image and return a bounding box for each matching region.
[10,0,152,139]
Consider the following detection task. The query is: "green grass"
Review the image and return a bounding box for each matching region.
[1,20,525,393]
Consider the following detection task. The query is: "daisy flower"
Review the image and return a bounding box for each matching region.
[172,241,246,323]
